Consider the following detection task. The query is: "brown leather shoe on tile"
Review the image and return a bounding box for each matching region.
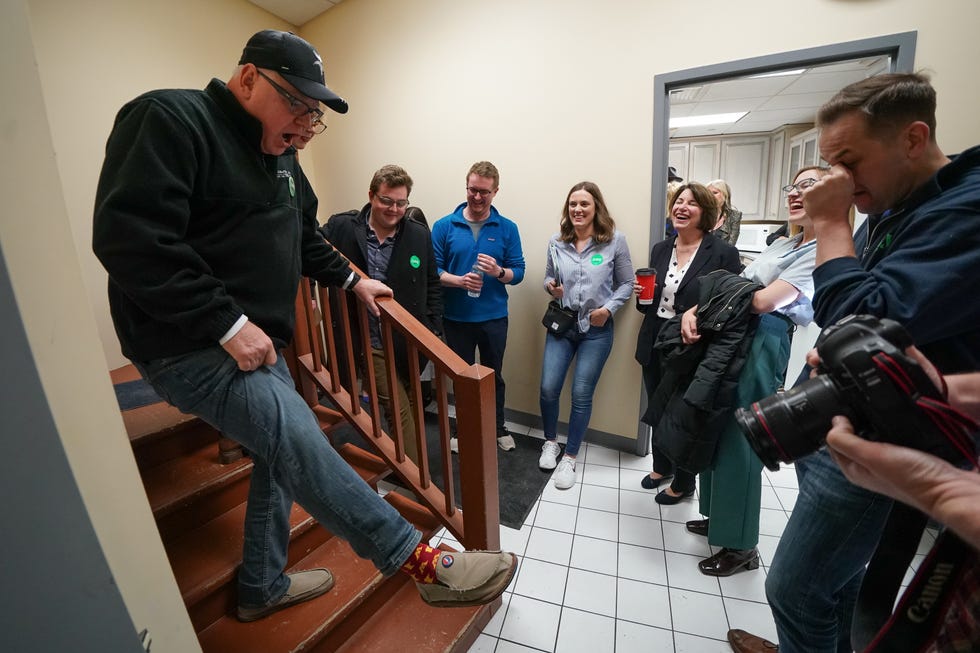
[728,628,778,652]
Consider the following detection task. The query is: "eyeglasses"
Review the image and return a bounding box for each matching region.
[781,178,819,194]
[466,186,495,198]
[256,69,325,125]
[376,194,409,209]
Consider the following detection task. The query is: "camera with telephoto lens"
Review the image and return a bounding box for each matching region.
[736,314,967,471]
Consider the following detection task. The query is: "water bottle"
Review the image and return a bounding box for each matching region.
[467,263,483,298]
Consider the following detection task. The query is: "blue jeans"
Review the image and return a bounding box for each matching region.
[539,322,614,457]
[764,447,892,652]
[444,317,509,434]
[135,347,420,609]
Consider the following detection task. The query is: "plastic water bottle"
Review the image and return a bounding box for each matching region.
[467,263,483,298]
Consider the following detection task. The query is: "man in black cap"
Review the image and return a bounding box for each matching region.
[93,29,516,623]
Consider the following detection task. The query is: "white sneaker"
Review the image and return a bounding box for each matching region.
[449,437,459,454]
[552,456,576,490]
[538,440,561,470]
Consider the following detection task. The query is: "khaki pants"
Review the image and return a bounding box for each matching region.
[370,349,420,464]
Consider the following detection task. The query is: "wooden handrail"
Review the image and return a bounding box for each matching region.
[287,275,501,550]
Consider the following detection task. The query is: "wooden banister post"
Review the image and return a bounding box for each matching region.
[452,365,500,551]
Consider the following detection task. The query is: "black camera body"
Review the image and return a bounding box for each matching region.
[736,314,958,471]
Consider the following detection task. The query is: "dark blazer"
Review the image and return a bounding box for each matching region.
[319,205,443,379]
[634,232,741,367]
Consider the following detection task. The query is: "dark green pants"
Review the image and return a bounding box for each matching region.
[698,314,792,549]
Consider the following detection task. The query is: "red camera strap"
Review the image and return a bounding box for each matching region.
[854,502,974,652]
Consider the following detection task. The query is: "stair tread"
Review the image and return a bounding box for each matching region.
[117,344,486,651]
[163,451,418,608]
[111,363,202,442]
[142,442,253,517]
[197,535,382,653]
[336,578,486,653]
[122,398,200,441]
[196,491,460,653]
[167,502,319,606]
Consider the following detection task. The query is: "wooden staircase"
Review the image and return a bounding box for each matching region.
[112,277,504,652]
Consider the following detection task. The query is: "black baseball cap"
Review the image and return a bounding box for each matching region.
[239,30,348,114]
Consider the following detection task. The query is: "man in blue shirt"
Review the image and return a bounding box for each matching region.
[431,161,526,451]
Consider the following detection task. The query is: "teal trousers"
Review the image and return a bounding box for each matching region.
[698,314,792,550]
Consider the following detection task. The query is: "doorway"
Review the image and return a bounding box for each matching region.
[634,32,917,453]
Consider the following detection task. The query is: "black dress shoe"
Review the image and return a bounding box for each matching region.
[654,487,695,505]
[640,473,673,490]
[698,547,760,576]
[686,519,709,536]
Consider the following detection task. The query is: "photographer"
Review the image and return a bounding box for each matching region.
[728,73,980,653]
[826,345,980,653]
[731,345,980,653]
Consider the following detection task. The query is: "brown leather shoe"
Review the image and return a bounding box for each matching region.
[698,547,759,576]
[728,628,778,652]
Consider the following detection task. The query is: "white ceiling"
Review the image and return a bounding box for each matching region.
[247,0,342,26]
[669,56,890,138]
[243,3,887,141]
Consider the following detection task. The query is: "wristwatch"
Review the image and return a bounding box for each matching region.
[497,267,506,279]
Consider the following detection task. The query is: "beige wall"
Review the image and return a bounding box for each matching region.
[29,0,297,369]
[300,0,980,441]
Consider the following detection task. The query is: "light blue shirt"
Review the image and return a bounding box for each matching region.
[544,230,635,332]
[742,233,816,326]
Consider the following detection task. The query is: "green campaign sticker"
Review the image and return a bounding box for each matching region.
[288,177,296,197]
[591,254,603,265]
[409,255,421,269]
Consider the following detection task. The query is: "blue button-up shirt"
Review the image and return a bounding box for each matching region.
[544,230,634,332]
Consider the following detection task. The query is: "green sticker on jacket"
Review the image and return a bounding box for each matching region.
[288,177,295,197]
[591,254,603,265]
[410,255,421,269]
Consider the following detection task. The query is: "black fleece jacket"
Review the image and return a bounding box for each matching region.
[93,79,354,361]
[319,206,443,378]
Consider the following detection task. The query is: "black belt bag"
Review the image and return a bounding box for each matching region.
[542,300,576,336]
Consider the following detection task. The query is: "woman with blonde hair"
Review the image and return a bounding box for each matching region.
[679,165,829,576]
[707,179,742,246]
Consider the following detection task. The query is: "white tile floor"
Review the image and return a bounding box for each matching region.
[424,421,936,653]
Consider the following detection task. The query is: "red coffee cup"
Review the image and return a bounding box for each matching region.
[636,268,656,305]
